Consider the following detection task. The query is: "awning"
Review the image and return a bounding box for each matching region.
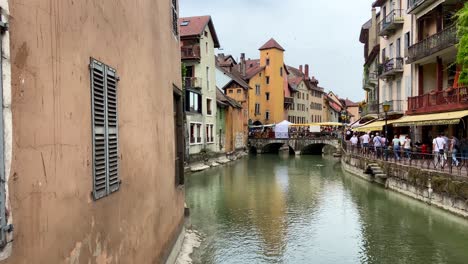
[289,122,343,127]
[353,120,391,132]
[360,114,378,120]
[392,110,468,127]
[317,122,344,126]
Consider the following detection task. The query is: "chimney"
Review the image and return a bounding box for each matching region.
[299,65,303,73]
[240,53,246,76]
[305,64,309,79]
[371,8,377,48]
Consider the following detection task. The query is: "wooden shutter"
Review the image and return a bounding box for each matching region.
[90,58,120,200]
[106,67,120,194]
[90,59,107,200]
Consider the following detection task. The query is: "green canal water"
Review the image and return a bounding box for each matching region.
[185,154,468,264]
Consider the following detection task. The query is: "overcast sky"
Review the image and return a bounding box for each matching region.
[180,0,374,102]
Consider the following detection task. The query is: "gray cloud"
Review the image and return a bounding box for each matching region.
[180,0,372,102]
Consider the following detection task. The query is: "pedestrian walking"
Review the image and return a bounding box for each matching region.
[362,132,370,155]
[350,134,358,153]
[373,133,383,159]
[392,135,401,161]
[403,136,411,160]
[450,135,460,167]
[433,133,446,168]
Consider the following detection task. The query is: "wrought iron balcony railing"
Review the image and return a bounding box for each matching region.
[407,0,438,14]
[361,101,379,117]
[379,58,404,78]
[407,25,458,63]
[363,72,378,91]
[378,9,404,36]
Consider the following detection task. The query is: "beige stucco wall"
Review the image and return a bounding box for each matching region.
[309,88,323,123]
[5,0,185,263]
[186,23,218,154]
[378,0,412,112]
[287,81,311,123]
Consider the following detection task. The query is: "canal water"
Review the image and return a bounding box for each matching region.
[186,154,468,264]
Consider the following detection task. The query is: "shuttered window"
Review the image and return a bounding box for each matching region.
[172,0,178,36]
[90,58,120,200]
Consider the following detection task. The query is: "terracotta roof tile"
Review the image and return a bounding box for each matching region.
[259,38,285,51]
[179,15,220,48]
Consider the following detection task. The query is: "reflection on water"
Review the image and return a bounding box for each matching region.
[186,154,468,264]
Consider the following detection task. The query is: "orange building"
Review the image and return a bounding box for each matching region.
[216,89,245,152]
[241,38,288,125]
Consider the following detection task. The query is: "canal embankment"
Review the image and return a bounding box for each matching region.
[185,150,248,173]
[342,153,468,218]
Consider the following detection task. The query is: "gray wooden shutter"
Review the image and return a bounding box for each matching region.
[105,66,120,194]
[90,59,108,200]
[90,58,120,200]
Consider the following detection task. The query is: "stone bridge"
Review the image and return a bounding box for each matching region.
[248,138,340,155]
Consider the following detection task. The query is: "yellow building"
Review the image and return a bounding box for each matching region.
[242,38,287,125]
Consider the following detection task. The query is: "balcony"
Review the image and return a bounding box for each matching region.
[379,58,404,78]
[183,77,202,89]
[378,9,404,36]
[284,96,294,107]
[407,87,468,115]
[363,72,378,91]
[407,25,458,64]
[407,0,438,14]
[361,101,379,117]
[380,100,405,115]
[181,45,201,60]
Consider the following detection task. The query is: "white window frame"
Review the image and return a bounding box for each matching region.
[206,124,215,144]
[189,122,203,145]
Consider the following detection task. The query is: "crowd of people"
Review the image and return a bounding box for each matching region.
[346,130,467,168]
[248,125,342,139]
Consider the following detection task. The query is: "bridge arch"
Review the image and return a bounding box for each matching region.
[252,121,263,126]
[249,138,340,156]
[257,143,295,154]
[300,143,327,155]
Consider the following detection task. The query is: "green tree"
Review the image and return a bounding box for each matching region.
[456,2,468,84]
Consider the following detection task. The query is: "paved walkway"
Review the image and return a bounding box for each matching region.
[346,147,468,178]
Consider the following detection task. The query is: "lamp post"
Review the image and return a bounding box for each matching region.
[341,110,349,150]
[383,101,391,160]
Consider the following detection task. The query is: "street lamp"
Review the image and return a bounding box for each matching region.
[383,101,391,160]
[341,110,348,149]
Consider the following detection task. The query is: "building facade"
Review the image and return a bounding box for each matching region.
[405,0,465,142]
[360,8,381,121]
[180,16,220,156]
[373,0,412,119]
[245,38,287,125]
[0,0,185,262]
[216,89,245,152]
[287,78,311,124]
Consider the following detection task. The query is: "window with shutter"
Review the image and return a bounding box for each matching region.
[90,58,120,200]
[171,0,178,36]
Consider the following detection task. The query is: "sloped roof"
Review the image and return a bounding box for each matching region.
[259,38,285,51]
[288,76,303,89]
[179,16,220,48]
[216,65,250,90]
[343,98,359,107]
[286,65,303,77]
[244,59,264,80]
[216,88,242,108]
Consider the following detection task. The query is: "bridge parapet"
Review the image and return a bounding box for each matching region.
[248,137,340,154]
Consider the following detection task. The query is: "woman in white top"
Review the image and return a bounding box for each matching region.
[403,136,411,160]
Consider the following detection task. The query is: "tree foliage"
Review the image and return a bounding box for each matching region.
[456,2,468,84]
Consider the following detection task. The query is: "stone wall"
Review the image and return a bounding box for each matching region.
[342,154,468,218]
